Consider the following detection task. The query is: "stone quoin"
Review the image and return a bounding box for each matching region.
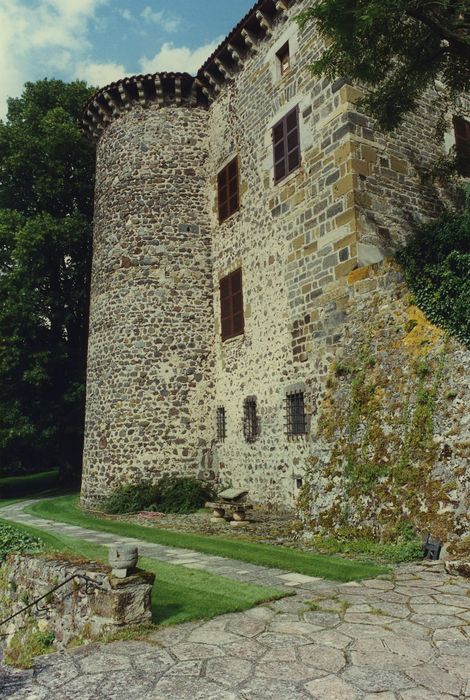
[80,0,469,538]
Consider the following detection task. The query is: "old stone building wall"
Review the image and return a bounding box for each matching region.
[206,0,462,506]
[297,260,470,543]
[80,0,468,520]
[81,104,215,508]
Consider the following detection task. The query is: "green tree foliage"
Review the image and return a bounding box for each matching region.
[397,190,470,346]
[0,80,96,483]
[297,1,470,141]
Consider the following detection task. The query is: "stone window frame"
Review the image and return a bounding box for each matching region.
[265,23,299,84]
[217,156,240,224]
[272,107,301,184]
[276,41,290,78]
[243,396,259,443]
[219,267,245,342]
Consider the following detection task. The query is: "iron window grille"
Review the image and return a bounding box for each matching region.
[219,268,244,341]
[272,107,300,184]
[216,406,226,442]
[217,156,240,223]
[286,391,307,437]
[243,397,258,443]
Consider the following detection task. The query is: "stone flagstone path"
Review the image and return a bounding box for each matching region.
[1,502,470,699]
[0,501,327,590]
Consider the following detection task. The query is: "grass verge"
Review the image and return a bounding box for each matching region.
[308,534,424,564]
[26,495,389,581]
[0,516,285,628]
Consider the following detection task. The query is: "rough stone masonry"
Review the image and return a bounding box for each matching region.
[80,0,469,539]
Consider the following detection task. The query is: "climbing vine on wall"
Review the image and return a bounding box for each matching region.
[396,192,470,347]
[299,305,457,542]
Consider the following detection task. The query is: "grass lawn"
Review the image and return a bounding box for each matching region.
[26,495,389,581]
[0,516,286,626]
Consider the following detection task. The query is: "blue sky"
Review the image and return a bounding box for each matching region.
[0,0,254,119]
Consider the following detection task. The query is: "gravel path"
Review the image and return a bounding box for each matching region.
[1,502,470,699]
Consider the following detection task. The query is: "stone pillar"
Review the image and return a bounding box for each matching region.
[80,80,215,508]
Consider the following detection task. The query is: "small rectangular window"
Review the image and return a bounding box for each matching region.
[217,156,240,223]
[286,391,307,437]
[453,116,470,176]
[243,397,258,443]
[276,42,290,77]
[272,107,300,184]
[219,268,244,341]
[216,406,226,442]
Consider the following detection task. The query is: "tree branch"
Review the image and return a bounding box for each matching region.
[407,7,470,60]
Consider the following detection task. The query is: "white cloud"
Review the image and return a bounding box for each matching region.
[0,0,110,120]
[119,8,135,22]
[139,39,221,75]
[74,61,127,88]
[141,6,181,33]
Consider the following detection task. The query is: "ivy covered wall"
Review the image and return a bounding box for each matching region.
[300,260,469,543]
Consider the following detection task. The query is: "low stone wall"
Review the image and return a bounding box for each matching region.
[0,554,154,649]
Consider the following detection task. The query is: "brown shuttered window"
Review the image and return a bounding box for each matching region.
[220,268,244,341]
[453,116,470,176]
[217,157,240,223]
[272,107,300,184]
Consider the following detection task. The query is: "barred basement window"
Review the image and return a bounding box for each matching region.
[286,391,307,437]
[243,397,258,443]
[453,116,470,176]
[272,107,300,184]
[220,268,244,341]
[216,406,226,442]
[217,156,240,223]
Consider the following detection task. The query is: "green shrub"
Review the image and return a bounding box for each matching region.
[102,481,160,515]
[0,524,43,562]
[153,475,213,514]
[103,476,213,515]
[396,192,470,346]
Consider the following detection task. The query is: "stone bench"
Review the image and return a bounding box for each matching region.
[206,488,253,527]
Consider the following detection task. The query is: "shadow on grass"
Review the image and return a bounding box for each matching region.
[0,470,74,503]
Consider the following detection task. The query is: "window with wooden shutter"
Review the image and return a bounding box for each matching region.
[453,116,470,176]
[219,268,244,341]
[217,157,240,223]
[272,107,300,184]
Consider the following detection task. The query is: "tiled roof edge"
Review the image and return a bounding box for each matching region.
[81,0,297,139]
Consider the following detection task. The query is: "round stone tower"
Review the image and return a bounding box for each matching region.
[80,73,215,508]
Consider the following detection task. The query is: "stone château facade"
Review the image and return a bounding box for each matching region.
[80,0,469,537]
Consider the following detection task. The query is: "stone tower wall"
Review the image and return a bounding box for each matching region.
[81,104,215,508]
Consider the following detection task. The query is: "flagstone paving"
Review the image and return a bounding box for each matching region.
[1,502,470,699]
